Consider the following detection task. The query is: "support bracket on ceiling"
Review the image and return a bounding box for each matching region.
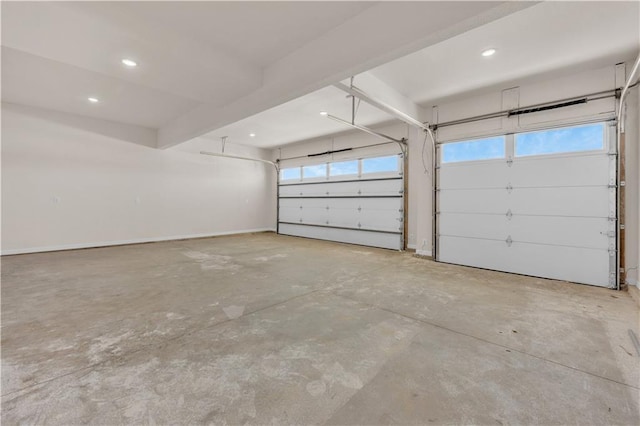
[325,113,406,146]
[334,81,429,132]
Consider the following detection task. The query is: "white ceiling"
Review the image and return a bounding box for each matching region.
[199,1,639,149]
[196,85,393,149]
[1,1,530,147]
[369,0,640,106]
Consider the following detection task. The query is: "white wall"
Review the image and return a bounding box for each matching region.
[1,103,276,254]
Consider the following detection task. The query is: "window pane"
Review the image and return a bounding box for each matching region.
[362,156,398,174]
[281,167,300,180]
[330,160,358,176]
[515,123,604,156]
[302,164,327,179]
[441,136,505,163]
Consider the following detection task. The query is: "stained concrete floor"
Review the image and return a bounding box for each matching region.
[1,232,639,425]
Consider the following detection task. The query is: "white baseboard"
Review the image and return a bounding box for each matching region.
[1,228,277,256]
[416,249,433,257]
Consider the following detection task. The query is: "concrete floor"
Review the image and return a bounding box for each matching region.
[1,232,639,425]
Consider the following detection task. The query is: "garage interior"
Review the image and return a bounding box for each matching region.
[1,1,639,424]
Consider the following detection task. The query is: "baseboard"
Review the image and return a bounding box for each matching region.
[1,228,277,256]
[416,249,433,258]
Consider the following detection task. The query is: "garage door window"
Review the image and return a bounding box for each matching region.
[441,136,505,163]
[330,160,358,177]
[361,155,399,174]
[515,123,605,157]
[302,164,327,179]
[281,167,301,181]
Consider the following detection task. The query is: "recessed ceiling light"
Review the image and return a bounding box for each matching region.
[320,111,328,116]
[481,48,496,57]
[88,97,99,103]
[121,58,138,67]
[249,133,256,137]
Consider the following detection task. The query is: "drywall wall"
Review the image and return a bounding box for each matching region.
[1,102,276,254]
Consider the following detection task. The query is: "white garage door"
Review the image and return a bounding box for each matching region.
[437,123,616,287]
[278,154,404,250]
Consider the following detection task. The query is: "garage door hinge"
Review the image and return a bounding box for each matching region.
[506,209,513,220]
[506,157,513,167]
[506,184,513,194]
[506,236,513,247]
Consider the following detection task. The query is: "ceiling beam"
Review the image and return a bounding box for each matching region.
[334,72,429,131]
[157,1,538,149]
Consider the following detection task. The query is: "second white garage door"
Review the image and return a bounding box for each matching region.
[436,123,616,288]
[278,154,404,250]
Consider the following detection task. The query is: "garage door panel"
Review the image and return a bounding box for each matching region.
[301,208,328,224]
[439,213,506,240]
[279,179,402,197]
[279,223,401,250]
[439,213,611,250]
[439,162,509,189]
[439,189,509,214]
[510,186,610,217]
[510,216,611,250]
[439,236,610,287]
[278,206,302,223]
[358,179,403,196]
[511,154,610,187]
[359,211,403,232]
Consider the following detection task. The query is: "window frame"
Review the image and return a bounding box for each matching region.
[440,135,507,165]
[513,123,607,159]
[328,159,359,180]
[301,163,329,182]
[359,154,402,178]
[280,166,302,182]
